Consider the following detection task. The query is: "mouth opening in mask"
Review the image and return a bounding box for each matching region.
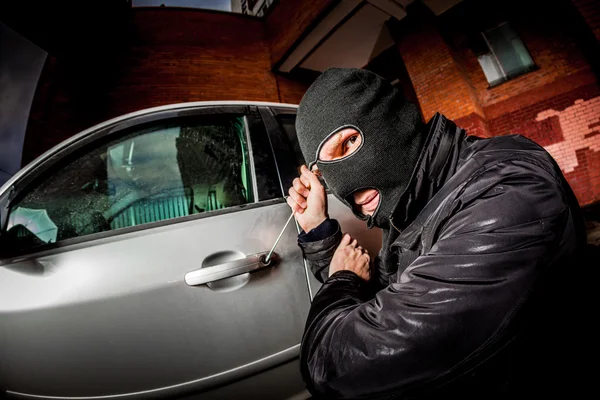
[349,188,381,217]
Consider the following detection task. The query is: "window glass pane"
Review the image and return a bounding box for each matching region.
[274,113,307,168]
[510,39,535,72]
[484,23,535,78]
[246,114,283,201]
[5,115,253,248]
[477,53,505,86]
[274,111,328,190]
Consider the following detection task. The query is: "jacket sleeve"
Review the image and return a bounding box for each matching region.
[300,160,575,398]
[372,228,396,288]
[298,218,339,243]
[298,219,343,283]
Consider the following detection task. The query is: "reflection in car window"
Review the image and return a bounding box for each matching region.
[5,115,253,248]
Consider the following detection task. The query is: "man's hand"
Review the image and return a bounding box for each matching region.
[287,165,328,233]
[329,233,371,281]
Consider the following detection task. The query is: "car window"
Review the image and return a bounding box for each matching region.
[5,114,254,248]
[246,113,283,201]
[273,110,328,190]
[274,113,307,168]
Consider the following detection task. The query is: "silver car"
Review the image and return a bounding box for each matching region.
[0,102,381,399]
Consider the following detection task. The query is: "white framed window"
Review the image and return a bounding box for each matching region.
[477,22,536,86]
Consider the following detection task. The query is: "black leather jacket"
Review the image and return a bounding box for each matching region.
[298,114,588,399]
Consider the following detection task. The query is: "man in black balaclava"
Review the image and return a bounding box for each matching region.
[288,68,586,398]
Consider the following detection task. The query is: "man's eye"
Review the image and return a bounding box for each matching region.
[343,135,359,153]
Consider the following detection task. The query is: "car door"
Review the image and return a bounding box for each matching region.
[0,104,310,399]
[261,106,383,297]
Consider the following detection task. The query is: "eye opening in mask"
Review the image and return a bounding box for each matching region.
[314,124,365,165]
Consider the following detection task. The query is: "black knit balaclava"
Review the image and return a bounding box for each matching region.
[296,68,426,229]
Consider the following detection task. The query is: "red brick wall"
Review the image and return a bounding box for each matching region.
[486,80,600,140]
[543,96,600,204]
[24,9,283,164]
[388,4,486,130]
[392,0,600,205]
[266,0,337,67]
[454,16,594,109]
[107,9,279,115]
[564,148,600,205]
[275,74,310,105]
[572,0,600,41]
[458,2,600,205]
[24,5,329,165]
[454,112,491,138]
[486,82,600,205]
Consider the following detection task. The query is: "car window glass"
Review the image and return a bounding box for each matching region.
[274,111,328,190]
[274,113,307,168]
[5,114,253,249]
[246,113,283,201]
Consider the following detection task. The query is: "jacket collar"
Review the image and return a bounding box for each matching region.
[389,114,465,244]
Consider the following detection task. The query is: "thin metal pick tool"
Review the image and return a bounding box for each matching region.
[264,211,295,263]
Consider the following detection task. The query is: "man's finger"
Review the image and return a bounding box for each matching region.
[299,174,311,190]
[340,233,351,246]
[293,177,310,197]
[288,186,306,208]
[286,196,304,214]
[288,187,307,208]
[301,165,322,190]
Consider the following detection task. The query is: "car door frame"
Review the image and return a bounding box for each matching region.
[256,105,321,300]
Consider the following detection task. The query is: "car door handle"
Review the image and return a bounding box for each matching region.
[185,251,278,286]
